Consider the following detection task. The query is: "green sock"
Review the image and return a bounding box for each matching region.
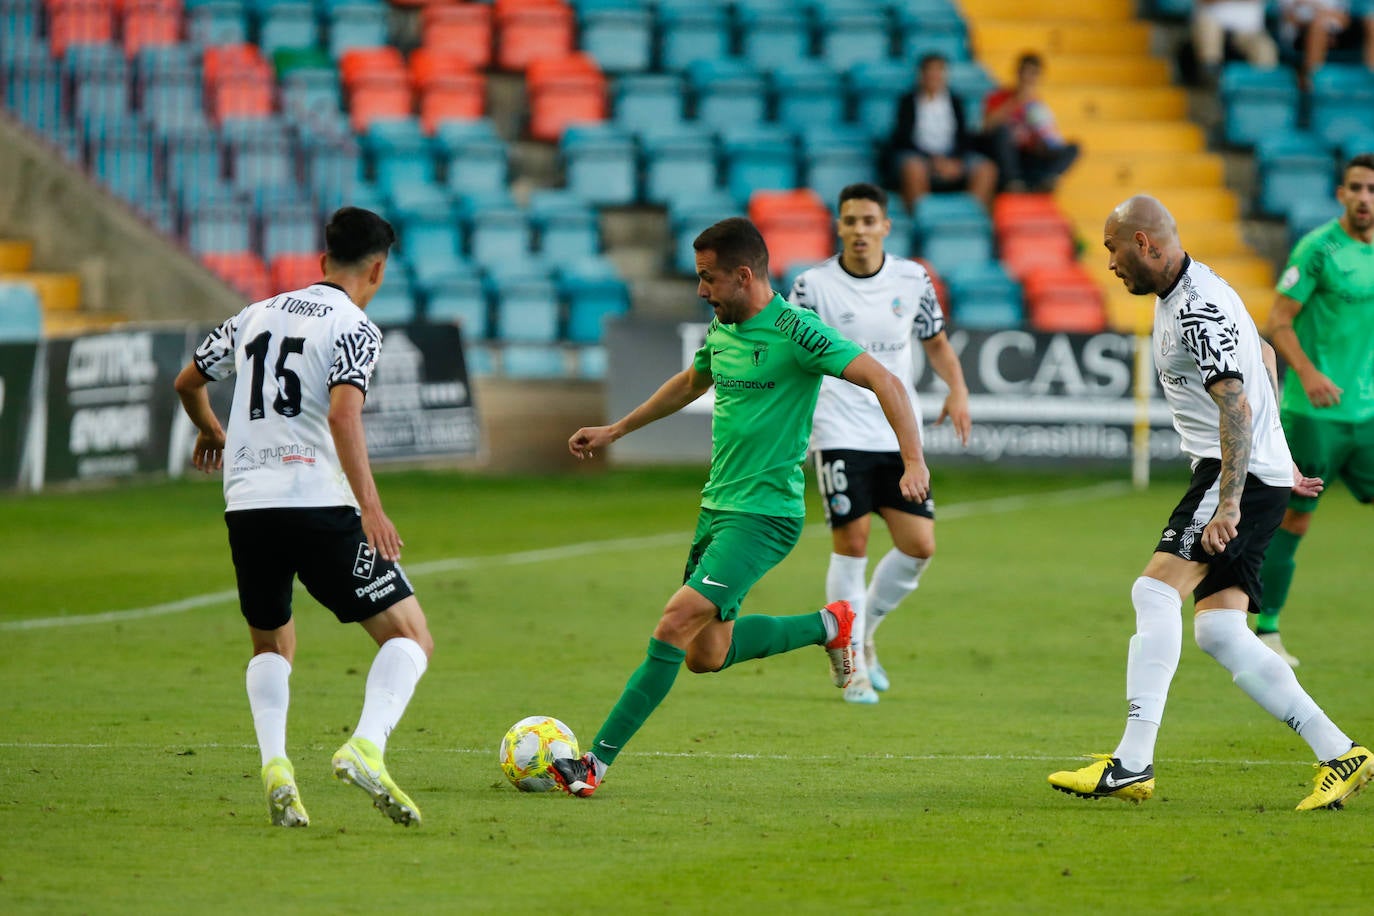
[590,637,685,765]
[717,612,827,671]
[1257,527,1302,633]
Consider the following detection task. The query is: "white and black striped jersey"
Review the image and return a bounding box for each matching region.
[1153,256,1292,486]
[789,254,943,452]
[194,282,383,511]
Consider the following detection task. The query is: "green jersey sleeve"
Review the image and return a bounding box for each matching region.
[773,303,863,378]
[692,319,720,374]
[1276,230,1327,305]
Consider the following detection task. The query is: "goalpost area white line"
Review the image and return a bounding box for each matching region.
[2,480,1131,633]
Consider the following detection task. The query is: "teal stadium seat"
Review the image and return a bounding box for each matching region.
[560,258,630,344]
[772,59,846,130]
[641,124,719,208]
[502,344,569,378]
[687,58,767,131]
[560,124,638,206]
[0,284,44,342]
[613,73,687,137]
[656,4,730,72]
[577,2,652,74]
[426,276,489,337]
[815,7,890,73]
[737,6,812,71]
[1310,66,1374,148]
[1220,63,1299,148]
[1255,134,1337,219]
[720,124,799,207]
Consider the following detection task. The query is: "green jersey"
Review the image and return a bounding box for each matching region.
[692,293,863,517]
[1276,219,1374,421]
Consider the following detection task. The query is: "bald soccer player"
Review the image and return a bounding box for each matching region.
[1047,195,1372,811]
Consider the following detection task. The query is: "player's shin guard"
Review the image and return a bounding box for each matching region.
[590,637,686,765]
[863,548,928,641]
[717,613,828,669]
[246,652,292,767]
[1194,609,1352,760]
[1113,577,1182,772]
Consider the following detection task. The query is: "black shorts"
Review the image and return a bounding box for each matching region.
[1153,459,1288,611]
[225,506,416,631]
[813,449,935,528]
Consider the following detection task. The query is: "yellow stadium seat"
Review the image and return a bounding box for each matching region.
[0,239,33,272]
[1042,87,1189,122]
[0,272,81,312]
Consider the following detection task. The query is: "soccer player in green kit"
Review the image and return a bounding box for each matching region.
[1260,153,1374,666]
[552,217,930,797]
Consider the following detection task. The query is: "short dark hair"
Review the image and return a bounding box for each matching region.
[693,217,769,277]
[918,52,947,72]
[324,207,395,266]
[1343,153,1374,181]
[1017,51,1044,72]
[838,183,888,214]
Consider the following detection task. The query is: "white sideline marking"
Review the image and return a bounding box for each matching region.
[0,740,1296,768]
[1,481,1130,632]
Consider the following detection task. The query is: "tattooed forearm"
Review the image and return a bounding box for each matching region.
[1209,377,1251,509]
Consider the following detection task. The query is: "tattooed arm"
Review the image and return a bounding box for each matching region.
[1202,377,1251,555]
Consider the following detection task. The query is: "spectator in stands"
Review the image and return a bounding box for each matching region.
[979,53,1079,193]
[888,52,998,213]
[1278,0,1366,87]
[1193,1,1280,85]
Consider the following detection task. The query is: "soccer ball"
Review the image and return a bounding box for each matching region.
[498,715,579,792]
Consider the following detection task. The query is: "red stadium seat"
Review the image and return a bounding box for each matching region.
[999,230,1076,281]
[49,2,114,57]
[212,76,274,120]
[421,4,493,70]
[526,54,604,141]
[1023,264,1106,333]
[122,7,180,57]
[409,46,477,90]
[749,190,832,279]
[269,253,322,293]
[496,2,573,71]
[420,73,486,133]
[913,257,951,317]
[339,46,407,91]
[350,83,415,132]
[202,252,272,302]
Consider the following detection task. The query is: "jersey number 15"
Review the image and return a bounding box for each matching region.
[244,330,305,420]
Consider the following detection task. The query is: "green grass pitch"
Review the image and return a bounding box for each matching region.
[2,465,1371,914]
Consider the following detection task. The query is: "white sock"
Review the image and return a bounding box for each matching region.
[864,548,929,642]
[246,652,291,768]
[353,637,429,756]
[1194,609,1353,761]
[826,553,869,677]
[1113,577,1182,772]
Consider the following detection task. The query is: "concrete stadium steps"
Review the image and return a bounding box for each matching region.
[979,54,1172,88]
[963,0,1277,333]
[1042,86,1190,122]
[1057,152,1227,194]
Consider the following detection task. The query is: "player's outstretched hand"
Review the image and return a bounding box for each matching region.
[937,391,972,447]
[192,429,225,473]
[1292,464,1324,499]
[569,425,616,459]
[362,506,404,562]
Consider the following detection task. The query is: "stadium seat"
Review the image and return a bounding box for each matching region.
[737,7,812,71]
[642,125,719,208]
[1254,135,1338,219]
[944,261,1023,330]
[495,1,574,71]
[328,3,390,59]
[656,5,729,72]
[749,189,832,279]
[1219,63,1299,148]
[998,230,1076,281]
[687,58,766,131]
[501,342,568,377]
[815,8,889,73]
[558,265,629,344]
[0,283,45,342]
[848,60,911,140]
[365,288,419,324]
[259,2,317,56]
[802,125,877,208]
[1023,265,1106,334]
[468,207,533,269]
[259,201,320,261]
[576,4,651,73]
[489,276,560,342]
[526,53,607,142]
[203,252,272,302]
[721,126,800,207]
[188,203,254,255]
[1286,198,1343,246]
[122,5,182,58]
[419,73,487,132]
[613,73,686,136]
[442,130,508,196]
[420,3,493,70]
[576,344,607,379]
[560,124,636,205]
[1310,66,1374,148]
[669,191,743,274]
[426,275,489,336]
[533,204,600,262]
[772,59,846,131]
[186,1,248,49]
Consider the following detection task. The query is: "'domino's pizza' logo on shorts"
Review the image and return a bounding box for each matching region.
[353,543,375,579]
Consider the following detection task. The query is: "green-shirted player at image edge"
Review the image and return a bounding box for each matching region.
[1260,153,1374,667]
[549,217,930,798]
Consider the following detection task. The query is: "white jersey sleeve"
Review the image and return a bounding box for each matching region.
[791,255,935,453]
[196,283,384,511]
[1153,258,1291,486]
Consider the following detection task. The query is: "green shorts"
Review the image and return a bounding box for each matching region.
[683,508,805,620]
[1283,410,1374,512]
